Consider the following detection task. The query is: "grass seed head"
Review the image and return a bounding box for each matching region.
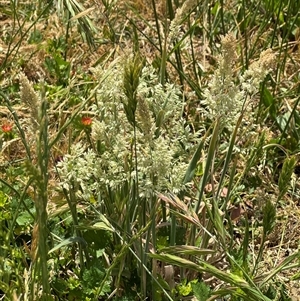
[19,72,40,129]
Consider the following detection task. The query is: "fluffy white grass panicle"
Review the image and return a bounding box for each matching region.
[200,33,275,131]
[57,55,200,200]
[56,144,99,201]
[240,49,276,95]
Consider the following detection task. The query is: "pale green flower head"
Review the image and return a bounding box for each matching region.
[56,143,99,201]
[240,49,276,95]
[57,56,201,199]
[199,34,275,131]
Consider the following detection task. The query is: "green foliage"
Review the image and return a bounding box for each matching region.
[157,224,186,249]
[1,0,300,300]
[176,278,211,300]
[44,37,71,86]
[264,283,293,301]
[176,279,196,296]
[51,260,112,299]
[0,190,8,209]
[28,29,44,44]
[81,263,111,297]
[191,281,211,301]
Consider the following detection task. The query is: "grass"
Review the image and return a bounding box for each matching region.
[0,0,300,300]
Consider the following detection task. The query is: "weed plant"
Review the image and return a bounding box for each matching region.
[0,0,300,300]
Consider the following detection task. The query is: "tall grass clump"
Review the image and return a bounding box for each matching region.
[56,51,202,298]
[19,73,50,300]
[149,31,300,299]
[0,0,300,300]
[0,73,51,300]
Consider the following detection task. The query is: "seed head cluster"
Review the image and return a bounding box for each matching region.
[200,34,275,130]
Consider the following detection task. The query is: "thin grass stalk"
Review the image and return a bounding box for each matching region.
[160,33,168,85]
[90,201,170,300]
[211,190,226,249]
[183,126,211,185]
[201,0,208,49]
[219,0,226,34]
[276,43,289,94]
[132,123,147,298]
[187,119,220,249]
[187,17,200,84]
[246,0,269,59]
[252,199,276,276]
[150,253,272,301]
[241,0,249,69]
[225,252,263,293]
[1,0,24,70]
[194,118,220,214]
[101,0,117,44]
[33,85,51,300]
[159,0,171,85]
[64,8,71,61]
[224,158,239,253]
[224,156,237,206]
[141,189,158,297]
[258,251,300,286]
[97,220,152,297]
[270,0,284,47]
[217,113,243,206]
[67,185,86,269]
[166,0,185,86]
[130,249,174,301]
[246,3,262,58]
[242,211,250,267]
[172,44,184,87]
[278,96,300,145]
[166,0,174,20]
[226,206,236,252]
[151,0,163,54]
[169,53,202,97]
[267,0,296,101]
[126,14,160,52]
[122,55,147,297]
[169,206,177,247]
[150,194,158,299]
[59,0,97,49]
[206,0,225,52]
[239,128,266,181]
